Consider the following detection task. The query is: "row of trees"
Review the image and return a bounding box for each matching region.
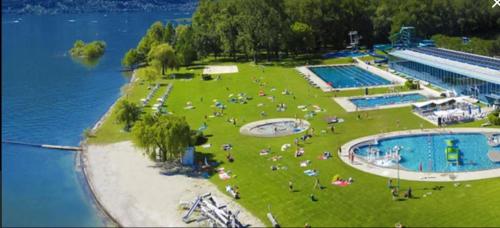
[114,99,194,162]
[190,0,499,61]
[122,21,197,72]
[123,0,499,65]
[431,35,500,57]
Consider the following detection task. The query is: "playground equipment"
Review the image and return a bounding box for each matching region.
[445,139,460,166]
[182,192,244,227]
[390,26,416,49]
[368,146,401,167]
[348,31,362,50]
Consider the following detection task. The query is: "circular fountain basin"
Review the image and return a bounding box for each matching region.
[239,118,310,137]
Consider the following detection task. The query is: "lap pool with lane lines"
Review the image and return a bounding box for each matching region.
[308,65,391,89]
[350,93,428,109]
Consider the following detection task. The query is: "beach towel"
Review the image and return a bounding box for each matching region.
[332,181,350,187]
[201,144,211,148]
[300,160,310,167]
[304,169,317,176]
[281,144,291,151]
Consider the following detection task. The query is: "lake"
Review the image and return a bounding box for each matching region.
[2,11,190,226]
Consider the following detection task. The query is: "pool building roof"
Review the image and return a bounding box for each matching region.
[390,49,500,85]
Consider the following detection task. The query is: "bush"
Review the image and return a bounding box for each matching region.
[202,74,212,80]
[404,79,418,90]
[487,110,500,125]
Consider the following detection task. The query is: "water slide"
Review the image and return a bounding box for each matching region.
[368,44,391,63]
[445,139,460,165]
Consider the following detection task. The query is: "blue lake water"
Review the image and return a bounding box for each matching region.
[350,93,427,108]
[356,133,500,172]
[309,65,391,89]
[2,12,189,226]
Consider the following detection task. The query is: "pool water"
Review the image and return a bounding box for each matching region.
[350,93,427,108]
[250,121,307,135]
[322,50,367,59]
[356,133,500,172]
[309,65,391,89]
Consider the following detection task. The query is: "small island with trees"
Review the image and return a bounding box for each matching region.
[69,40,106,66]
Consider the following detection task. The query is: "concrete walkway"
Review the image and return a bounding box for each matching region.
[340,128,500,182]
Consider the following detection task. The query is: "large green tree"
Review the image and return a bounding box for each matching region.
[115,100,142,131]
[147,43,178,75]
[289,21,314,55]
[132,114,192,162]
[164,22,176,45]
[174,25,198,66]
[122,48,141,68]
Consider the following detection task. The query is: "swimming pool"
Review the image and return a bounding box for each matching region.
[355,133,500,172]
[309,65,391,89]
[350,93,427,109]
[322,50,367,59]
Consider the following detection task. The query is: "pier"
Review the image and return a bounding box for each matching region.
[2,140,82,151]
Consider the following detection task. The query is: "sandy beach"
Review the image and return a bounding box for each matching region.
[84,141,264,227]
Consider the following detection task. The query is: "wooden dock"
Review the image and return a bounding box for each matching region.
[2,140,82,151]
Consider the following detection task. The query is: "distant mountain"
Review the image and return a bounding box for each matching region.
[2,0,198,14]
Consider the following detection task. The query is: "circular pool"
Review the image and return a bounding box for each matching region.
[239,118,310,137]
[341,128,500,181]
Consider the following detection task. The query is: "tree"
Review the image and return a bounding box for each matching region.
[132,114,192,162]
[215,0,240,60]
[147,43,178,75]
[289,21,314,55]
[115,100,142,131]
[164,22,176,45]
[143,68,158,86]
[192,0,222,58]
[175,25,197,65]
[122,48,141,68]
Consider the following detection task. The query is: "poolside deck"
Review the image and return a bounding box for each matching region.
[295,66,333,92]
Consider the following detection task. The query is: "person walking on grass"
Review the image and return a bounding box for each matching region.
[314,178,322,190]
[289,180,294,192]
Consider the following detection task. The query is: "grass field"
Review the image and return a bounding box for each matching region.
[90,59,500,227]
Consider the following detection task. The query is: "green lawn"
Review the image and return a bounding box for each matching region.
[90,59,500,227]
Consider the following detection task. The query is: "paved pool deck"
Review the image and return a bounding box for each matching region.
[340,128,500,182]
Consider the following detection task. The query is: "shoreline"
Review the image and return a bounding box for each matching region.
[78,69,264,227]
[84,141,265,227]
[78,70,137,227]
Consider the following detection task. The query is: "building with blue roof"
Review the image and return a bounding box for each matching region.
[388,47,500,103]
